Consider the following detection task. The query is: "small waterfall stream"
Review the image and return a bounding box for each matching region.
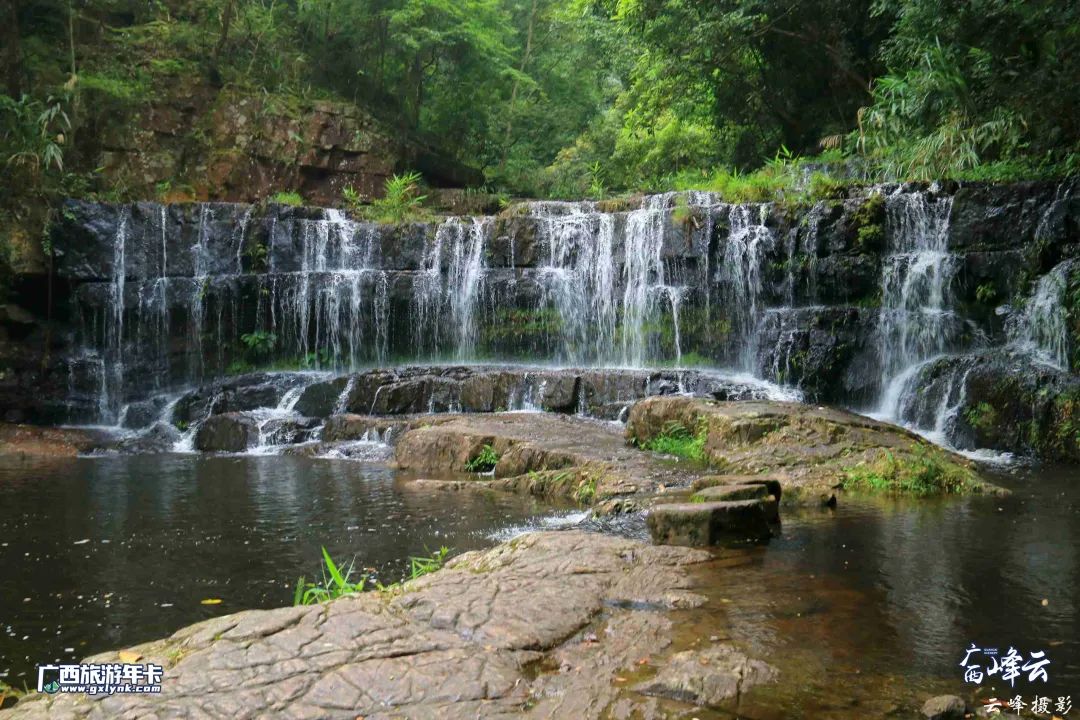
[875,190,960,419]
[1011,258,1074,370]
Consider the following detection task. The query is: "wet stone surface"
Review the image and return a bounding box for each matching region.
[0,531,752,720]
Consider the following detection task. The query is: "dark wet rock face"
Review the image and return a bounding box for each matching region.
[647,500,776,546]
[193,413,259,452]
[897,353,1080,462]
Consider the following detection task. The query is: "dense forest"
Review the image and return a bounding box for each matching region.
[1,0,1078,263]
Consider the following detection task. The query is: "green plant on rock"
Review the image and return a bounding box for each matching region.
[642,420,707,461]
[293,546,368,605]
[841,447,976,496]
[574,473,598,505]
[852,194,886,251]
[409,546,451,579]
[975,282,998,305]
[245,239,270,271]
[271,191,304,206]
[465,444,500,473]
[362,171,429,224]
[241,330,277,359]
[964,402,998,432]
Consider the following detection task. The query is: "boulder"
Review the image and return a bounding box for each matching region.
[260,417,321,445]
[113,422,181,454]
[193,413,258,452]
[646,500,775,546]
[320,415,407,443]
[691,484,770,502]
[904,353,1080,463]
[691,474,785,503]
[921,695,967,720]
[627,397,999,500]
[537,372,578,412]
[634,644,777,708]
[0,423,108,457]
[292,376,350,418]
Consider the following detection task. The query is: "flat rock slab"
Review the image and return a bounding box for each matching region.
[647,500,776,546]
[0,531,739,720]
[634,644,778,708]
[0,424,111,457]
[626,397,1005,500]
[392,412,705,500]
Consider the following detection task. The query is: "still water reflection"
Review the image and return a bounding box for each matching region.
[0,454,566,682]
[678,463,1079,718]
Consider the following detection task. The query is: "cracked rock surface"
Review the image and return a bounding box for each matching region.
[0,531,754,720]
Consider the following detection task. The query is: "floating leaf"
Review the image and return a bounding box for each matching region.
[200,598,223,605]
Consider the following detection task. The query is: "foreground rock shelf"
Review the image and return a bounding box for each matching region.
[0,531,782,719]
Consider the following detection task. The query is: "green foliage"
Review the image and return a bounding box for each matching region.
[294,546,368,605]
[964,402,998,432]
[975,283,997,305]
[294,545,454,605]
[271,191,304,206]
[841,448,976,496]
[465,444,500,473]
[409,546,451,579]
[853,193,886,250]
[855,0,1080,180]
[240,331,277,358]
[5,0,1079,217]
[642,421,707,461]
[351,172,430,224]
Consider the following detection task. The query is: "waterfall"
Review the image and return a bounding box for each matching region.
[188,205,211,383]
[266,209,388,369]
[533,203,618,363]
[101,207,129,422]
[411,217,489,360]
[875,190,958,418]
[621,194,673,366]
[1012,259,1074,370]
[716,203,775,370]
[446,218,489,360]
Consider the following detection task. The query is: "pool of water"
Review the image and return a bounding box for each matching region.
[0,453,571,683]
[672,461,1079,718]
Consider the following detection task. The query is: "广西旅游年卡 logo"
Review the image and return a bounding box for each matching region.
[36,663,163,696]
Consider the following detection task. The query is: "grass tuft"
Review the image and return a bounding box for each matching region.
[841,447,976,496]
[642,420,707,461]
[465,444,500,473]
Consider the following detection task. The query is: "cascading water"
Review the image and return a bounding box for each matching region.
[446,218,489,359]
[874,190,959,419]
[410,217,489,359]
[1011,259,1074,370]
[717,203,776,370]
[101,207,129,422]
[533,203,618,363]
[621,193,677,366]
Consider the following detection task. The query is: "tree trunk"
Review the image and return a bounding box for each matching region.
[214,0,236,61]
[498,0,539,175]
[3,0,21,97]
